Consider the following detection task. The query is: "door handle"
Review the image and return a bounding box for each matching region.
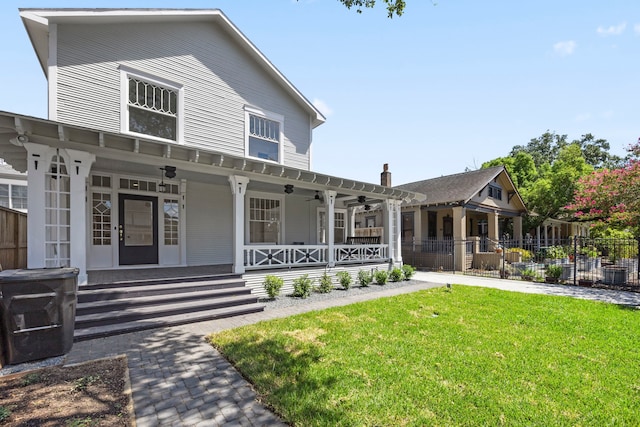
[119,225,123,241]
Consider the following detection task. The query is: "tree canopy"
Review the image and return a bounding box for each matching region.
[337,0,407,17]
[481,131,616,230]
[566,141,640,236]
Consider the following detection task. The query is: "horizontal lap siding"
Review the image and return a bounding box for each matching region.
[186,181,233,265]
[56,21,311,169]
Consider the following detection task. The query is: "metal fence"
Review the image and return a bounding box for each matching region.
[402,236,640,291]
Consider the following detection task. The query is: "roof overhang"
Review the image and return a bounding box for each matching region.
[18,8,326,128]
[0,111,425,204]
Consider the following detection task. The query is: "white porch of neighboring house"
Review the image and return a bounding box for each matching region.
[0,113,424,286]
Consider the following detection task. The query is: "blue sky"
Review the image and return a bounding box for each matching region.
[1,1,639,185]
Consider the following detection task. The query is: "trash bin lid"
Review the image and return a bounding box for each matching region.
[0,268,79,283]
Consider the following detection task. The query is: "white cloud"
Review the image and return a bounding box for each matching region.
[597,22,626,36]
[313,98,333,117]
[553,40,576,56]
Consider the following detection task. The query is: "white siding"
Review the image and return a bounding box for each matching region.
[55,21,312,169]
[186,181,233,265]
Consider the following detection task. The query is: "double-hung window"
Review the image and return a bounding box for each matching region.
[245,106,283,163]
[121,67,183,142]
[248,196,282,244]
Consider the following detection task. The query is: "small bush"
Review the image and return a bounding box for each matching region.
[317,272,333,293]
[336,271,353,289]
[292,274,313,298]
[389,267,403,282]
[357,270,373,287]
[263,275,284,299]
[545,264,563,279]
[374,270,388,285]
[402,264,415,280]
[0,406,11,422]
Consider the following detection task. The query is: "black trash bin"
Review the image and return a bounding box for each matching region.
[0,268,79,365]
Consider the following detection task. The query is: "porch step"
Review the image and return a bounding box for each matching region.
[74,275,264,341]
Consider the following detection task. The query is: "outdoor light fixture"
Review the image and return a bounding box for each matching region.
[364,204,371,211]
[162,165,176,179]
[284,184,294,194]
[358,195,366,203]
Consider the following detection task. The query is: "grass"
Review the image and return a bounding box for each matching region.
[209,285,640,426]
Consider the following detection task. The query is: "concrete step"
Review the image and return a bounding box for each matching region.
[74,302,265,341]
[73,274,264,341]
[75,294,260,329]
[77,279,247,303]
[76,286,253,315]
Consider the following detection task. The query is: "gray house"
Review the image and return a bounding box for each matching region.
[0,9,425,290]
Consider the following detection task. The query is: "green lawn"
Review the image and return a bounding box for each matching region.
[208,286,640,426]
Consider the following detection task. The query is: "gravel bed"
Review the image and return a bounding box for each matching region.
[260,278,428,310]
[0,355,65,377]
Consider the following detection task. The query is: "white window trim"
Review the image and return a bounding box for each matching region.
[244,105,284,164]
[317,207,347,244]
[245,191,285,244]
[119,65,184,144]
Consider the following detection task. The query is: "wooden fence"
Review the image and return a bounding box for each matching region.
[0,206,27,270]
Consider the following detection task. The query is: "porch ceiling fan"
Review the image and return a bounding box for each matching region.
[306,190,324,202]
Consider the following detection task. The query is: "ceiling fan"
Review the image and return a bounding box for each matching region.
[306,191,324,202]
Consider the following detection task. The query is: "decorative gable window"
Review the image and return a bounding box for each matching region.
[244,106,283,163]
[488,185,502,200]
[120,67,183,142]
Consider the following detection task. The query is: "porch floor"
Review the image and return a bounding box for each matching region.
[87,264,233,284]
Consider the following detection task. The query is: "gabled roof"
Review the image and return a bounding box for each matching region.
[396,165,526,211]
[19,8,326,128]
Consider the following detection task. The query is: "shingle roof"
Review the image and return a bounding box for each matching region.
[396,166,506,206]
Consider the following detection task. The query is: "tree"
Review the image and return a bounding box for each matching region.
[337,0,406,17]
[566,141,640,236]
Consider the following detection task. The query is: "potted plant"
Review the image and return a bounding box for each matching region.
[520,267,537,281]
[544,246,568,265]
[579,246,600,271]
[545,264,563,283]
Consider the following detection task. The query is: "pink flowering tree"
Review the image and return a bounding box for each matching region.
[566,141,640,236]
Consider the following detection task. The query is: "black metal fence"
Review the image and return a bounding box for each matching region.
[402,236,640,291]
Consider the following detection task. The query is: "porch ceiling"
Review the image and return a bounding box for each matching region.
[0,111,426,204]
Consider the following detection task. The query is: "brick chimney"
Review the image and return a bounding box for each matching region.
[380,163,391,187]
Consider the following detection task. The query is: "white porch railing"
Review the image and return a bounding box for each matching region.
[335,244,388,263]
[244,245,327,270]
[244,244,389,270]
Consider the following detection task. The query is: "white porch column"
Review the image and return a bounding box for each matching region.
[229,175,250,274]
[384,199,402,265]
[513,215,523,246]
[324,190,337,267]
[66,149,95,285]
[347,206,356,239]
[487,211,499,248]
[452,206,466,272]
[23,142,51,269]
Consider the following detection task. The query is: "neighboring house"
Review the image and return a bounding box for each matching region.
[0,9,425,286]
[359,165,528,271]
[0,161,28,213]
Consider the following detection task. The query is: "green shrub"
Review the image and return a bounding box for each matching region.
[292,274,313,298]
[401,264,415,280]
[374,270,388,285]
[520,268,537,279]
[335,270,352,289]
[357,270,373,287]
[263,275,284,299]
[389,267,403,282]
[317,272,333,293]
[0,406,11,422]
[545,245,568,260]
[545,264,563,279]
